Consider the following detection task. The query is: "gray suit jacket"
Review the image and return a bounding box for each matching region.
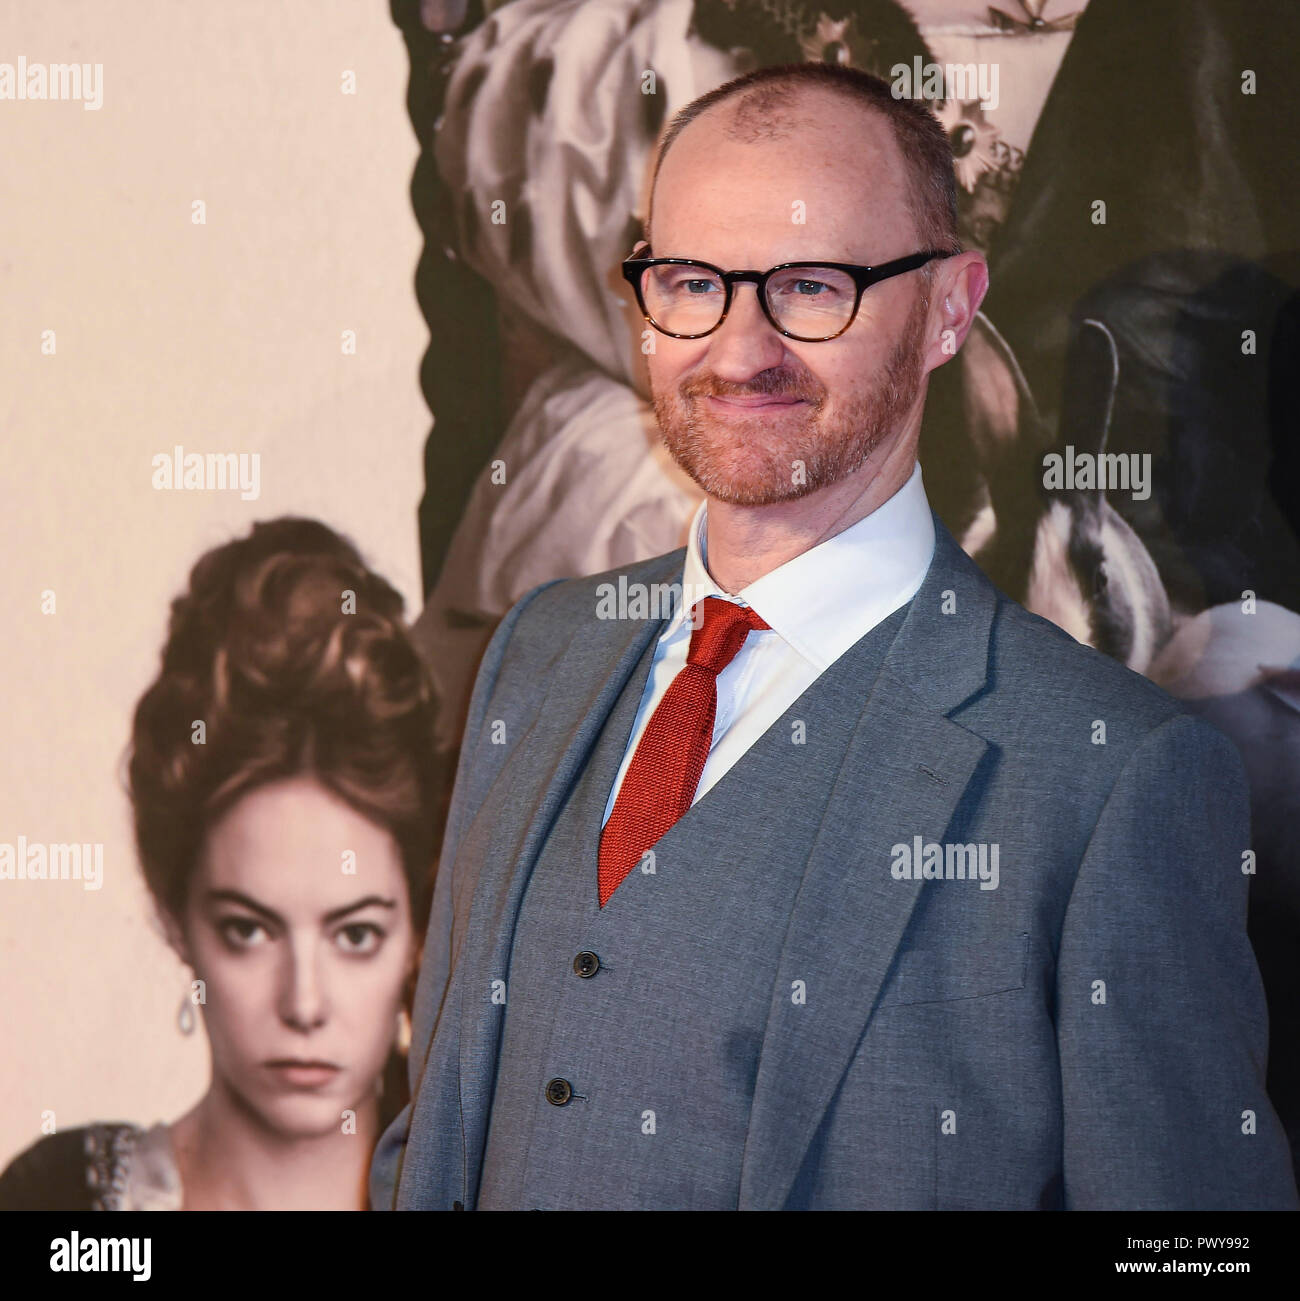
[372,514,1298,1209]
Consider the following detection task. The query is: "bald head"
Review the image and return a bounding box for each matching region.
[649,84,918,277]
[644,63,958,260]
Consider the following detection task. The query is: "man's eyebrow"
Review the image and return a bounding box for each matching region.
[205,890,398,927]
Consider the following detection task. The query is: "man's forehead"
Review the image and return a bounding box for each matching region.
[667,85,899,170]
[651,95,911,257]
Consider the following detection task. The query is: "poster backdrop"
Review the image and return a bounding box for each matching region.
[2,0,1297,1198]
[0,0,427,1185]
[404,0,1300,1174]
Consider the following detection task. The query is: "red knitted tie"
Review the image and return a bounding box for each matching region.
[597,596,770,907]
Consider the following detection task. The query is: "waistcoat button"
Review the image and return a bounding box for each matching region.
[572,951,600,978]
[545,1077,573,1106]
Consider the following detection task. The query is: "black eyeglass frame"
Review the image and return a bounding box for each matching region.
[621,245,955,342]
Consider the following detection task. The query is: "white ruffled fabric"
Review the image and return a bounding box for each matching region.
[414,349,702,751]
[434,0,707,382]
[419,0,729,745]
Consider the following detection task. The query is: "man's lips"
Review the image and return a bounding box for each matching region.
[704,394,806,413]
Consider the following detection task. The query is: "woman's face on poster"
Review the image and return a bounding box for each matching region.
[171,775,415,1138]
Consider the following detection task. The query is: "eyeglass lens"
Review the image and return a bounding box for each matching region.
[640,263,858,337]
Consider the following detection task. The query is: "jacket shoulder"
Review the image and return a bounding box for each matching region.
[521,548,686,619]
[986,590,1197,737]
[498,548,685,657]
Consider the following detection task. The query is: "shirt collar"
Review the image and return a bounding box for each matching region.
[677,460,936,671]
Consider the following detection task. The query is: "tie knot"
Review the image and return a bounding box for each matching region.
[685,596,769,675]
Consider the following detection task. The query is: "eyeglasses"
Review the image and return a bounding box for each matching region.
[621,243,954,342]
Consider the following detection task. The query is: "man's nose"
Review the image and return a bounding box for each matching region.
[706,281,788,376]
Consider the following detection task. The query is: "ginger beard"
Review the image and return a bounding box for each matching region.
[651,284,930,506]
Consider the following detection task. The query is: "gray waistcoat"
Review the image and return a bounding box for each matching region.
[476,600,910,1209]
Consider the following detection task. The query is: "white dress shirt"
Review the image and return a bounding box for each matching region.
[601,459,937,825]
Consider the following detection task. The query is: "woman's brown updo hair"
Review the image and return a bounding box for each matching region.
[127,517,438,932]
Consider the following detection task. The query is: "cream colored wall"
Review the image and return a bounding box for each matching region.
[0,1,427,1166]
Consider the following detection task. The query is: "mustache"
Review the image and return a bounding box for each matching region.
[683,372,820,402]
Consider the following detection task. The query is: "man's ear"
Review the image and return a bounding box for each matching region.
[926,251,990,372]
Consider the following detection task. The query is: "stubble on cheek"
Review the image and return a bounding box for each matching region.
[649,292,929,507]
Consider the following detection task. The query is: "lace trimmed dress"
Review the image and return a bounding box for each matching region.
[0,1123,182,1211]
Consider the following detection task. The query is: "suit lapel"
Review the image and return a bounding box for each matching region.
[738,515,998,1209]
[453,550,687,1204]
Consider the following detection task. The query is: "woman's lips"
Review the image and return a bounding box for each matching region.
[263,1060,341,1089]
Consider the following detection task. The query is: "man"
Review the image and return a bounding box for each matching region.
[372,62,1297,1209]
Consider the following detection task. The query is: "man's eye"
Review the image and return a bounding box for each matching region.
[657,272,718,295]
[336,923,384,955]
[218,917,268,949]
[781,279,834,297]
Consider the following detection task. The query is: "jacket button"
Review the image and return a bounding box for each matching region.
[452,1200,464,1211]
[572,951,600,978]
[545,1077,573,1106]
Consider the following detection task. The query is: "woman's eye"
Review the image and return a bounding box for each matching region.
[218,916,268,949]
[336,923,384,955]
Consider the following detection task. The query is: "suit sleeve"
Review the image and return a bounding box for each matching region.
[368,578,561,1210]
[1057,711,1299,1209]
